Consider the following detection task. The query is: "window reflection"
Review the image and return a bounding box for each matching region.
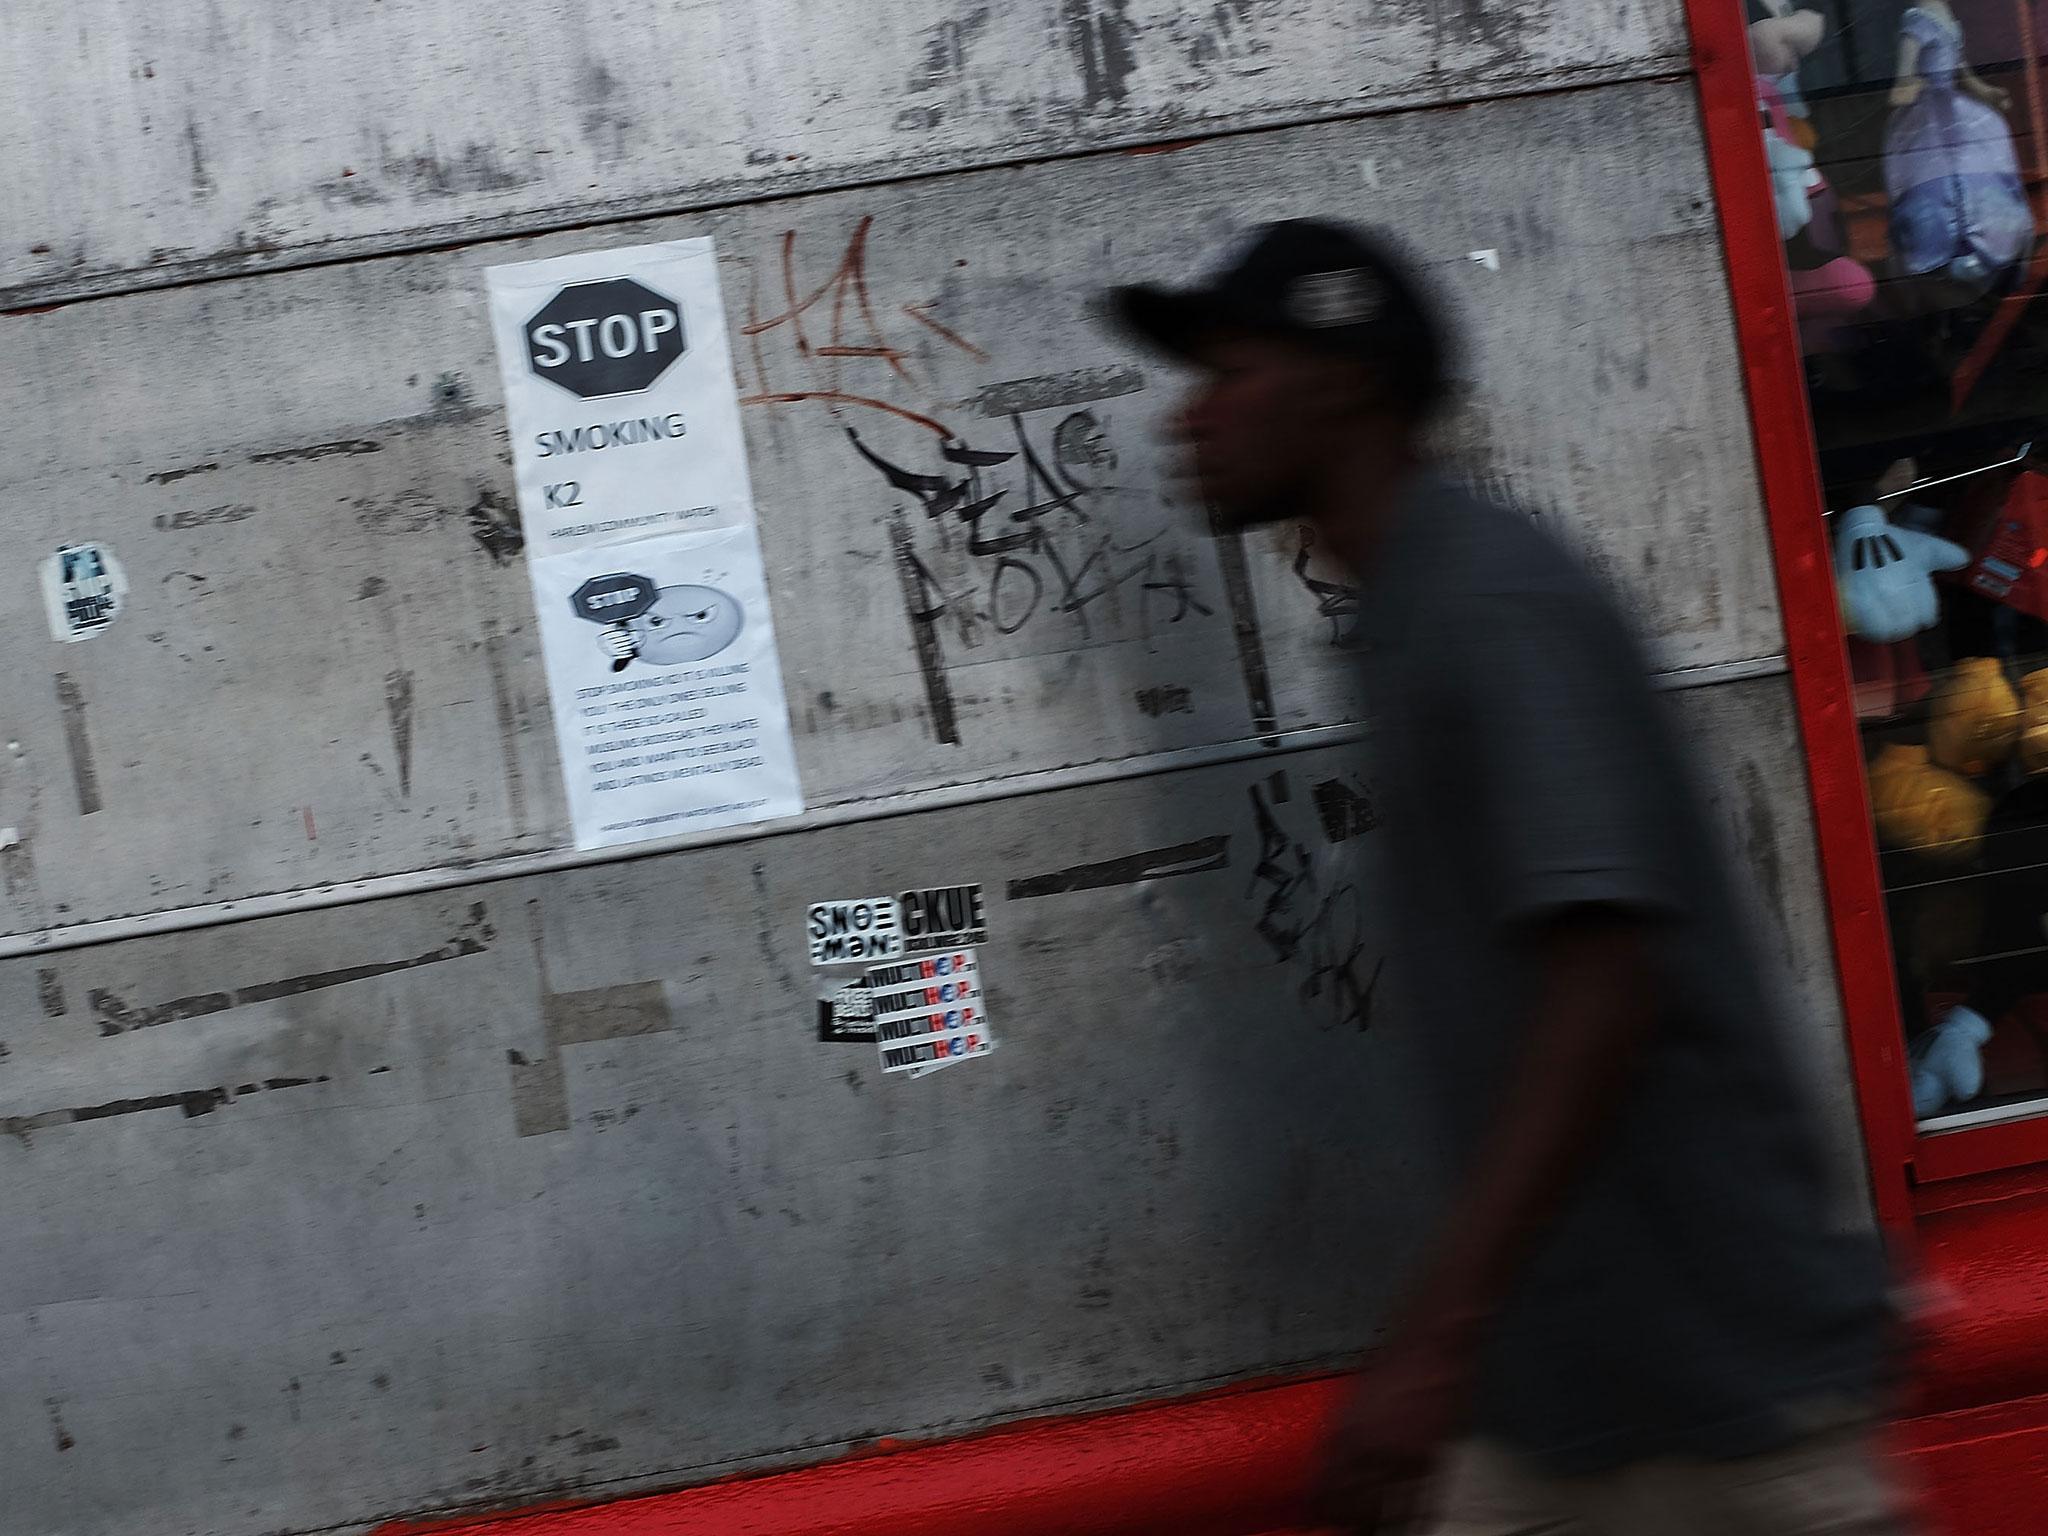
[1752,2,2048,1124]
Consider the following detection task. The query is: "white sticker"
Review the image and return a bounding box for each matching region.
[488,238,804,850]
[806,897,903,966]
[486,238,756,554]
[528,526,802,850]
[41,544,127,642]
[866,948,996,1076]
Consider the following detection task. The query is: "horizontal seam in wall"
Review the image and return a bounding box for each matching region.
[0,648,1784,961]
[1,58,1692,316]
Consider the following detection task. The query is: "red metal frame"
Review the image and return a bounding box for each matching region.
[366,1375,1348,1536]
[1686,0,1922,1221]
[1916,1115,2048,1184]
[356,1365,2012,1536]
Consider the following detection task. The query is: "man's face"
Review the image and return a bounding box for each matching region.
[1174,334,1358,529]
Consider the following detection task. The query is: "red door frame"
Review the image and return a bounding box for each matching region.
[1687,0,2048,1219]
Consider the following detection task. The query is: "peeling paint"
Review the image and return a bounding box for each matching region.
[52,674,100,815]
[482,619,530,836]
[1061,0,1140,109]
[466,487,524,564]
[908,8,991,92]
[385,670,417,797]
[1437,0,1534,62]
[579,63,633,163]
[379,137,536,199]
[510,979,673,1137]
[1134,683,1193,717]
[153,503,255,531]
[88,905,493,1038]
[4,1073,334,1142]
[144,461,220,487]
[250,438,381,466]
[1008,835,1229,898]
[184,116,215,200]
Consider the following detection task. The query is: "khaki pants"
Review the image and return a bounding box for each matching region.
[1422,1426,1919,1535]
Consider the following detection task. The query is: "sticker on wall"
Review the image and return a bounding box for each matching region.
[527,526,802,850]
[486,237,758,553]
[487,237,804,850]
[806,897,903,966]
[817,980,878,1043]
[41,544,127,642]
[867,949,996,1076]
[897,883,988,954]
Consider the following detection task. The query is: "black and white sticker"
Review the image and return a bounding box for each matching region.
[896,883,988,954]
[41,544,126,642]
[817,981,878,1042]
[806,896,903,966]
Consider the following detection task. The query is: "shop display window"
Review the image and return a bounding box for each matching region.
[1742,1,2048,1139]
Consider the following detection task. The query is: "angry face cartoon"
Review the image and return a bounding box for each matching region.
[625,584,743,665]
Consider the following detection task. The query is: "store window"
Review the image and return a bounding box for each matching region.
[1745,1,2048,1131]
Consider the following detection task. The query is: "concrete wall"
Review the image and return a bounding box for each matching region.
[3,1,1688,306]
[0,4,1865,1534]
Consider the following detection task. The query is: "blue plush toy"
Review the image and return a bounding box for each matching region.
[1911,1006,1994,1117]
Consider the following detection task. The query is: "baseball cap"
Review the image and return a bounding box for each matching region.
[1107,219,1452,416]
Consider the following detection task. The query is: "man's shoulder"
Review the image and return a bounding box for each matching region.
[1404,473,1604,608]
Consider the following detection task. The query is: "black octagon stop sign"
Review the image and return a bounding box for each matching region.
[525,278,686,400]
[570,572,659,625]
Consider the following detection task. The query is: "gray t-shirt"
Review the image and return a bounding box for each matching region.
[1356,471,1892,1475]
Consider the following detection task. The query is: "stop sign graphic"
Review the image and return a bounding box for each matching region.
[570,572,659,624]
[525,278,686,400]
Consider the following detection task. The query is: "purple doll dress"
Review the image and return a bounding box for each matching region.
[1885,5,2033,292]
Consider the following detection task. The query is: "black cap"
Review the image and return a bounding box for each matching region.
[1108,219,1452,416]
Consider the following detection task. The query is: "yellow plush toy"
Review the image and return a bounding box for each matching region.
[2018,668,2048,775]
[1868,743,1991,862]
[1929,656,2020,777]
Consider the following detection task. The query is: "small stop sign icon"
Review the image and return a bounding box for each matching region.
[570,572,659,624]
[525,278,686,400]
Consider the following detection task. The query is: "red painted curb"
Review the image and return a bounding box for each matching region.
[371,1377,1345,1536]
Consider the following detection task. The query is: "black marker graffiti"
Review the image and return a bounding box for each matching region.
[737,217,1217,745]
[467,487,525,565]
[1294,527,1364,647]
[848,409,1212,649]
[1245,779,1382,1033]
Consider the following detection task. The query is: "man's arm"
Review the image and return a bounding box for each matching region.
[1321,908,1660,1532]
[1397,905,1660,1351]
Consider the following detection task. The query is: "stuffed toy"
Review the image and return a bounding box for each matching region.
[1911,1005,1994,1116]
[2019,668,2048,774]
[1749,4,1827,91]
[1760,73,1841,255]
[1833,502,1971,642]
[1869,742,1991,861]
[1929,655,2021,776]
[1886,3,2033,295]
[1791,256,1878,353]
[1766,125,1817,241]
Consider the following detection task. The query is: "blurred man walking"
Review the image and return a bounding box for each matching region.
[1109,220,1912,1535]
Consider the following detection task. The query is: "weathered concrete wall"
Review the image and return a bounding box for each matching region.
[0,80,1771,939]
[0,3,1869,1534]
[2,678,1856,1536]
[2,0,1688,306]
